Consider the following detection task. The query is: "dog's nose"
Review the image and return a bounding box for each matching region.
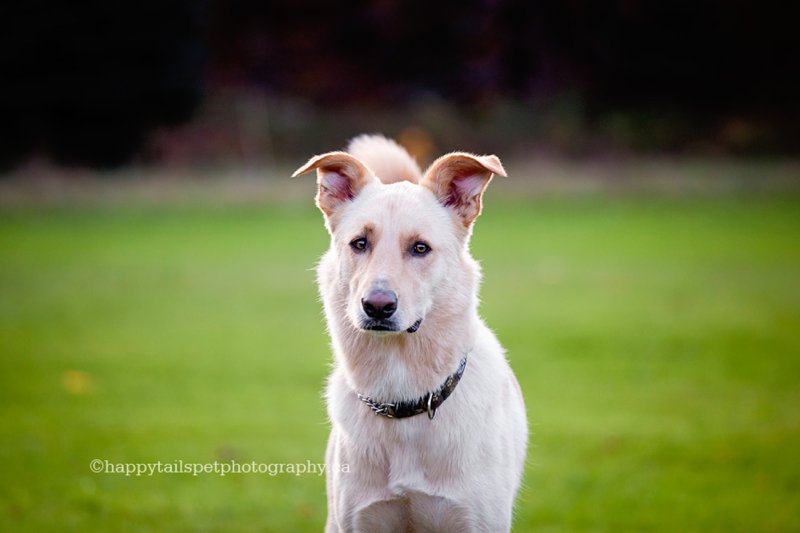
[361,289,398,319]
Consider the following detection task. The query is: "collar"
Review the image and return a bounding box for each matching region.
[356,356,468,420]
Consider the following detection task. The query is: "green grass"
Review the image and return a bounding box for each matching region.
[1,196,799,531]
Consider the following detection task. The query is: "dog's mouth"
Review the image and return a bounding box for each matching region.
[361,319,398,332]
[406,318,422,333]
[360,318,423,333]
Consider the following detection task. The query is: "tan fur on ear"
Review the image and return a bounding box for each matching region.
[292,151,375,217]
[420,152,506,227]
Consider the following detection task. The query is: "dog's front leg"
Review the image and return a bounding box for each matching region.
[325,429,343,532]
[325,426,407,532]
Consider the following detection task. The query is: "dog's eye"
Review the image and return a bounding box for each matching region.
[350,238,368,252]
[412,242,431,256]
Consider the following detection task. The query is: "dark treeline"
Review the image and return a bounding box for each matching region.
[1,1,206,169]
[1,1,797,169]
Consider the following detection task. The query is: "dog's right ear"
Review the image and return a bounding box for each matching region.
[292,152,375,218]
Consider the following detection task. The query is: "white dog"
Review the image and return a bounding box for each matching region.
[293,135,527,532]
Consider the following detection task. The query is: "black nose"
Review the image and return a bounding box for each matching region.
[361,289,398,319]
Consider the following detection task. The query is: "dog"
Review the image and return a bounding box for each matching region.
[293,135,527,532]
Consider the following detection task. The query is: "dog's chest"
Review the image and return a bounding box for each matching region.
[347,421,473,531]
[366,418,463,494]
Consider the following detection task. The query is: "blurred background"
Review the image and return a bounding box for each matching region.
[1,1,798,531]
[2,0,799,175]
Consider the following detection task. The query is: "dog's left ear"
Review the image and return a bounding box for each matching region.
[421,152,506,228]
[292,151,375,218]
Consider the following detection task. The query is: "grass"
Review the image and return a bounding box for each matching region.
[0,194,799,531]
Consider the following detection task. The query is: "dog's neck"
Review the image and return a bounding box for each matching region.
[331,306,478,402]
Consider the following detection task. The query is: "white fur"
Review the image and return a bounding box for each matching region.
[298,135,527,532]
[347,134,422,184]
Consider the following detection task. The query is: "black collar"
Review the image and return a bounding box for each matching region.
[357,356,468,420]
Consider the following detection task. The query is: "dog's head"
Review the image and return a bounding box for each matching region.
[293,149,505,335]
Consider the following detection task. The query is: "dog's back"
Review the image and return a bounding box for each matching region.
[347,134,422,184]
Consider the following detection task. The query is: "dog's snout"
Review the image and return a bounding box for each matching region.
[361,289,398,319]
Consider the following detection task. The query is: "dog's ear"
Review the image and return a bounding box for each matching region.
[292,152,375,217]
[420,152,506,227]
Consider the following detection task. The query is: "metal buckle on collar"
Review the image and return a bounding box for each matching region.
[426,392,436,420]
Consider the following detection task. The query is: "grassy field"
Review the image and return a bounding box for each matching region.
[1,194,799,531]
